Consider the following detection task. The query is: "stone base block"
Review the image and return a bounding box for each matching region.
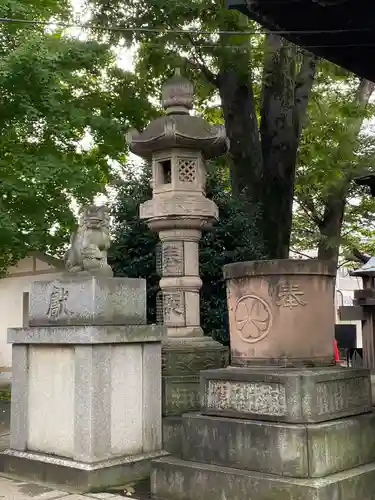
[201,366,372,423]
[181,412,375,478]
[163,375,200,416]
[162,417,183,457]
[162,337,228,416]
[29,276,146,326]
[9,337,163,463]
[1,448,168,492]
[151,456,375,500]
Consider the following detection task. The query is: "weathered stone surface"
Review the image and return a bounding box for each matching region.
[29,277,146,326]
[223,259,336,368]
[201,366,372,423]
[8,324,164,344]
[0,475,69,499]
[162,417,183,456]
[181,413,308,477]
[162,338,228,377]
[10,341,164,464]
[1,448,168,492]
[181,412,375,478]
[162,337,228,416]
[151,456,375,500]
[162,375,200,416]
[308,412,375,477]
[7,314,165,490]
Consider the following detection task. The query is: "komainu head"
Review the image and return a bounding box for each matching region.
[79,204,110,230]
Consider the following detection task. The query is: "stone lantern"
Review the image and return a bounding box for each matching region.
[127,70,228,430]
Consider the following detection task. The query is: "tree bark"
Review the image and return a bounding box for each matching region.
[217,63,263,200]
[317,193,346,264]
[217,36,317,259]
[260,36,316,258]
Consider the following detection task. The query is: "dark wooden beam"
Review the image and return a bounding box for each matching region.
[227,0,375,82]
[338,306,366,321]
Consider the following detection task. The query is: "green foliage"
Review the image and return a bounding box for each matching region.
[90,0,258,91]
[0,0,154,274]
[109,163,265,343]
[109,164,160,322]
[0,390,11,402]
[89,0,375,262]
[292,68,375,262]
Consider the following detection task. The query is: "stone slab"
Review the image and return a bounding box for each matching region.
[8,325,165,345]
[162,375,200,416]
[0,474,69,498]
[151,456,375,500]
[161,337,228,417]
[181,412,375,478]
[1,449,168,493]
[0,475,129,499]
[162,338,228,377]
[200,366,372,423]
[29,277,146,326]
[162,417,183,457]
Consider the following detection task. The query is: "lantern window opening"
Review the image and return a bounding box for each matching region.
[159,159,172,184]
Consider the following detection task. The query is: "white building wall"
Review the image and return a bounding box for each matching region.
[290,250,363,347]
[0,255,64,371]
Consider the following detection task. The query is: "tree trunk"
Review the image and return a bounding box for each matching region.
[217,46,266,251]
[260,36,316,258]
[317,195,346,265]
[218,38,316,259]
[317,79,375,267]
[217,64,263,200]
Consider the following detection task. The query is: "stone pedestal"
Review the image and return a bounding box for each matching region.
[151,259,375,500]
[161,337,228,455]
[162,338,228,416]
[1,277,167,492]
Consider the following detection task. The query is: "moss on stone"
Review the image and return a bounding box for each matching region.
[0,390,11,401]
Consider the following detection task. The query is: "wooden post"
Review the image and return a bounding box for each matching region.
[360,277,375,372]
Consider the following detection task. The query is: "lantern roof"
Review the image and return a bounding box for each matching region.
[127,69,228,160]
[355,172,375,197]
[351,256,375,277]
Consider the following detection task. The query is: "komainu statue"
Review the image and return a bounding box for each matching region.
[64,204,113,277]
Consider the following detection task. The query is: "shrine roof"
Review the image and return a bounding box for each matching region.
[227,0,375,82]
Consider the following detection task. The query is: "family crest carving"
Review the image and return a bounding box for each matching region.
[64,204,113,277]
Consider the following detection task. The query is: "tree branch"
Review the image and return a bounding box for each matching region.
[290,248,314,259]
[186,33,217,86]
[345,248,371,264]
[350,78,375,137]
[295,193,322,226]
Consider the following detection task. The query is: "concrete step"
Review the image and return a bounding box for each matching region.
[180,412,375,478]
[151,456,375,500]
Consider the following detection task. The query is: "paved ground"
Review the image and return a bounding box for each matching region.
[0,404,151,499]
[0,474,154,499]
[0,477,128,499]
